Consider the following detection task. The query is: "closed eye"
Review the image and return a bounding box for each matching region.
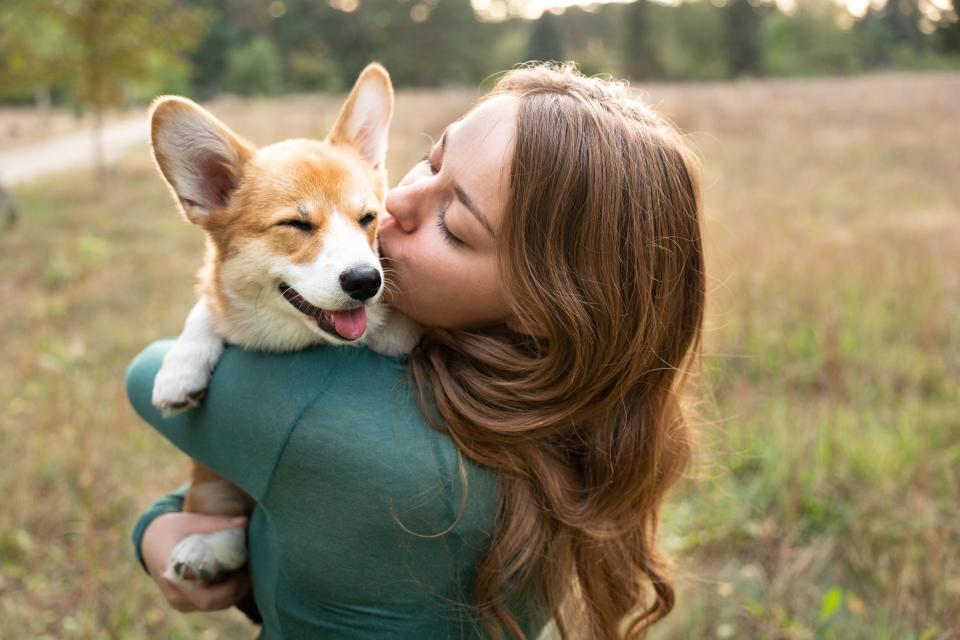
[421,152,438,175]
[277,219,315,232]
[437,209,463,247]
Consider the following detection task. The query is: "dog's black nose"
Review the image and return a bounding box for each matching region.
[340,267,381,301]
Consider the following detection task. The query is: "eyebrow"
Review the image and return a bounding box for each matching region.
[441,129,495,237]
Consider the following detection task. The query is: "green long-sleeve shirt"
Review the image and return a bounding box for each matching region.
[126,339,548,639]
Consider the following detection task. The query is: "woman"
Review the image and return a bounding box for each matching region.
[127,63,705,639]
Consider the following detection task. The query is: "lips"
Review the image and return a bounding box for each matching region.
[278,283,367,341]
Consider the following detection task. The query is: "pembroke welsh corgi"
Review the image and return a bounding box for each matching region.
[146,63,419,585]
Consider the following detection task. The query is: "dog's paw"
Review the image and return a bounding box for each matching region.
[152,360,210,417]
[165,528,247,585]
[151,340,222,416]
[365,307,422,356]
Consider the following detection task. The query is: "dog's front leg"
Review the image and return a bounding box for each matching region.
[152,299,225,416]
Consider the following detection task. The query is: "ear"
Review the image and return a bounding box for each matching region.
[149,96,256,224]
[327,63,394,170]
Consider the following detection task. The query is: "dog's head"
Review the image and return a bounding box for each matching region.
[150,63,393,346]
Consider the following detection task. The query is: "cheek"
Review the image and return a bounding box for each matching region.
[400,232,455,289]
[404,250,508,328]
[380,216,508,328]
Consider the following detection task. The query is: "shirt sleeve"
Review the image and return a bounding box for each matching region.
[125,339,337,502]
[129,484,264,625]
[130,484,188,573]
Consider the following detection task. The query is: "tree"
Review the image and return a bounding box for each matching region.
[182,0,242,99]
[937,0,960,53]
[0,183,19,231]
[47,0,211,180]
[224,36,284,95]
[881,0,923,52]
[623,0,662,80]
[0,2,68,110]
[525,11,565,63]
[408,0,497,85]
[723,0,763,77]
[856,0,925,67]
[763,0,860,76]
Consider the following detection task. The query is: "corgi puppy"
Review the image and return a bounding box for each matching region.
[147,63,419,585]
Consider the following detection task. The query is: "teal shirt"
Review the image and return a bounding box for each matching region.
[126,339,548,639]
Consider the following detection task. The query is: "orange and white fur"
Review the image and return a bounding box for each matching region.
[148,63,419,584]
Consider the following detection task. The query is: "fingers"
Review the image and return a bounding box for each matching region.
[141,512,251,612]
[166,590,198,612]
[160,577,198,612]
[172,573,251,612]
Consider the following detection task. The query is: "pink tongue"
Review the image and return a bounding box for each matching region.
[331,307,367,340]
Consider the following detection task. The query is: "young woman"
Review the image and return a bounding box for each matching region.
[127,63,705,639]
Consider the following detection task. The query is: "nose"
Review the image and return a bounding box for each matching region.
[384,183,421,233]
[340,267,382,301]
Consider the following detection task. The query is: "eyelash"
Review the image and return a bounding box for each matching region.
[420,152,437,175]
[277,219,315,232]
[436,209,463,247]
[421,151,464,248]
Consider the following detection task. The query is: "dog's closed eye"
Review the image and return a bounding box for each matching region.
[277,219,315,232]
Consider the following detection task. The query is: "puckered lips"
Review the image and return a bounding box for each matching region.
[278,283,367,341]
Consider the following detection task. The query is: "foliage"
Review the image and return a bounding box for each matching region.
[4,0,960,106]
[763,0,861,76]
[182,0,242,99]
[650,1,727,80]
[1,0,211,179]
[288,52,342,93]
[623,0,662,81]
[0,2,68,102]
[724,0,764,77]
[48,0,211,108]
[224,36,284,96]
[525,11,565,64]
[937,0,960,53]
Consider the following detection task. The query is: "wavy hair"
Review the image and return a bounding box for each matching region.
[408,63,705,639]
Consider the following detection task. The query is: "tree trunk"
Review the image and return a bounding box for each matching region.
[93,101,105,184]
[34,85,52,128]
[0,183,19,230]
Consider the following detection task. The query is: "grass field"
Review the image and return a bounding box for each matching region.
[0,73,957,639]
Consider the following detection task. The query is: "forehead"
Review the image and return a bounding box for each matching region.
[250,140,381,209]
[448,95,518,226]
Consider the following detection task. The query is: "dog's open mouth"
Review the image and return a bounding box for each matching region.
[278,283,367,341]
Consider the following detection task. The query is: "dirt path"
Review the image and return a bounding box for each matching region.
[0,112,148,186]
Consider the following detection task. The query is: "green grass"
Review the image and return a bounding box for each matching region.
[1,75,957,638]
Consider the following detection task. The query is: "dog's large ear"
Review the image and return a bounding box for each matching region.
[327,63,393,171]
[150,96,256,225]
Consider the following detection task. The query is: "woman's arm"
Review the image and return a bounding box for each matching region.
[125,339,337,500]
[142,510,251,612]
[131,484,188,571]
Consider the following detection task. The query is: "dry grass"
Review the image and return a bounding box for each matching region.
[649,72,960,640]
[0,73,957,639]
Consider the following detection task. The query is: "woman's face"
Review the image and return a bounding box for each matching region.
[379,95,519,329]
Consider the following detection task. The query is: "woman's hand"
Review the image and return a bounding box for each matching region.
[141,512,250,612]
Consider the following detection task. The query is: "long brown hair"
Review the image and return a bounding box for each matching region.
[408,63,705,639]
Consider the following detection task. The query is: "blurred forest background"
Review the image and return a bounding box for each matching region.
[0,1,958,639]
[2,0,960,109]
